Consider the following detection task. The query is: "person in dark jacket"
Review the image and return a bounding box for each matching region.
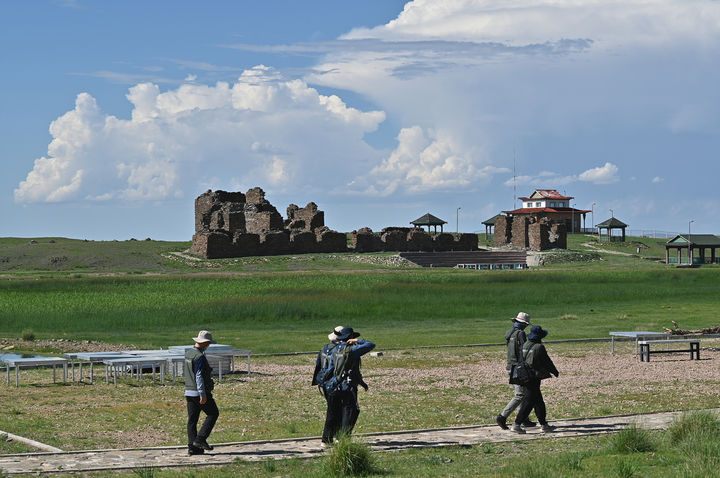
[512,325,559,434]
[495,312,536,430]
[313,327,375,446]
[184,330,220,455]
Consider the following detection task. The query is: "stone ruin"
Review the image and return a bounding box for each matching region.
[493,214,566,251]
[189,188,479,258]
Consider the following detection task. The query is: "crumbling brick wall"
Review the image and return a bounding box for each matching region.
[511,216,530,248]
[492,213,567,251]
[286,203,324,233]
[190,187,482,258]
[494,215,512,247]
[351,228,383,252]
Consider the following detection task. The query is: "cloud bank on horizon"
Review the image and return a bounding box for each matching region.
[15,0,720,231]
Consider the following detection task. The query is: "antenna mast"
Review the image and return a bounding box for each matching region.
[513,148,517,209]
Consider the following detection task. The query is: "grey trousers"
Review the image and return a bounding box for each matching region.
[501,384,526,418]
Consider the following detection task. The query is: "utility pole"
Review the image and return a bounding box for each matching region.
[591,202,596,229]
[456,207,462,235]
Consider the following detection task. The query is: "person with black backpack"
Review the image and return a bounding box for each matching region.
[495,312,537,430]
[312,326,375,446]
[512,325,559,434]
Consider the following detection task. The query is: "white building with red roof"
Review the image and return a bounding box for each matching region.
[502,189,590,233]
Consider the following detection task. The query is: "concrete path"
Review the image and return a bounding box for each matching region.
[0,409,712,475]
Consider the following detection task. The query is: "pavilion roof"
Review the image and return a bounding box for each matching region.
[596,217,628,228]
[410,213,447,226]
[482,214,504,226]
[666,234,720,247]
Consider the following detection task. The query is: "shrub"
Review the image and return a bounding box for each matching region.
[21,329,35,341]
[611,424,656,453]
[321,433,377,477]
[615,459,637,478]
[668,410,720,445]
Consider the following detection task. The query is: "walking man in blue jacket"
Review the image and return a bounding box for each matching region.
[184,330,220,455]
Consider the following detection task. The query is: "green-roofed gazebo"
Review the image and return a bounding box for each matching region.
[665,234,720,265]
[411,213,447,234]
[596,216,628,242]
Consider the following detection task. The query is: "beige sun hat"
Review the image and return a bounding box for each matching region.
[192,330,216,344]
[512,312,531,324]
[328,325,344,342]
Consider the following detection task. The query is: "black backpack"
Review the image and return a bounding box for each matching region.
[316,343,354,396]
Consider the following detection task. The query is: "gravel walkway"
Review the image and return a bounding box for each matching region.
[1,409,715,475]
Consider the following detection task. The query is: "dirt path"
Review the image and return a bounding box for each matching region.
[1,409,712,475]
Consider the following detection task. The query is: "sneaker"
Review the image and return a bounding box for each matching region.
[511,423,526,434]
[192,438,214,451]
[522,420,537,427]
[320,441,329,449]
[541,424,556,432]
[495,414,509,430]
[187,446,205,456]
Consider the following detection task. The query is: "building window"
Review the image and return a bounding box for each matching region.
[535,202,541,207]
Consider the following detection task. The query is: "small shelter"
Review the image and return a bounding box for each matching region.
[596,217,628,242]
[411,213,447,234]
[665,234,720,265]
[482,214,503,238]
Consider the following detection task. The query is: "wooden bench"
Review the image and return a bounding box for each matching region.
[638,339,700,362]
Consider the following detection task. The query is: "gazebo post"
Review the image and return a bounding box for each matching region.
[622,228,626,241]
[665,247,669,264]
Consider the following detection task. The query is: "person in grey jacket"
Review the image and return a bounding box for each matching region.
[512,325,559,434]
[496,312,536,430]
[184,330,219,455]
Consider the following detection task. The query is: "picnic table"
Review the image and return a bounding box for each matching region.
[103,356,169,387]
[4,357,68,387]
[63,352,128,382]
[609,331,670,354]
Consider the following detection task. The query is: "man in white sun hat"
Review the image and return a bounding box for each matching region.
[495,312,537,431]
[184,330,219,455]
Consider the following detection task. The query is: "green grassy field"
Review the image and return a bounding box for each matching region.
[2,266,719,352]
[2,235,719,476]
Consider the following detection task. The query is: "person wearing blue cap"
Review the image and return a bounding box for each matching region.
[512,325,559,434]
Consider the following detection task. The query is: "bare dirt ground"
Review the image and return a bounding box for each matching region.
[0,338,134,353]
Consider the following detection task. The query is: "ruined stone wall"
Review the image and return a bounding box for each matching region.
[190,187,481,258]
[492,213,567,251]
[494,215,512,247]
[528,222,550,251]
[511,216,530,248]
[286,203,324,233]
[190,187,340,258]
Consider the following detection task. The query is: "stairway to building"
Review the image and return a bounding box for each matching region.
[399,251,528,268]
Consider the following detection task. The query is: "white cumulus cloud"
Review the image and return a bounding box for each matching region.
[578,162,620,184]
[353,126,508,195]
[15,66,386,204]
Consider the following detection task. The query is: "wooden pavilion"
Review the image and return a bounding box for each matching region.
[665,234,720,265]
[411,213,447,234]
[596,217,628,242]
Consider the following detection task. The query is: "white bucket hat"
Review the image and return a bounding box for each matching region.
[512,312,531,324]
[192,330,216,344]
[328,325,344,342]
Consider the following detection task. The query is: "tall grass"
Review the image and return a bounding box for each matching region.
[320,434,377,477]
[611,424,656,453]
[2,268,719,352]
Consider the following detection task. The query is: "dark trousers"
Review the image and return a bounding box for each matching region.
[322,389,360,443]
[186,394,219,446]
[515,379,547,425]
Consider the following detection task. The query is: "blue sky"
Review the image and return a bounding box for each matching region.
[2,0,719,240]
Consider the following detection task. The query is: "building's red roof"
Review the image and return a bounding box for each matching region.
[518,189,573,201]
[502,207,591,215]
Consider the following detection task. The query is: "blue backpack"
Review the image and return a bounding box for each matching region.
[316,343,353,396]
